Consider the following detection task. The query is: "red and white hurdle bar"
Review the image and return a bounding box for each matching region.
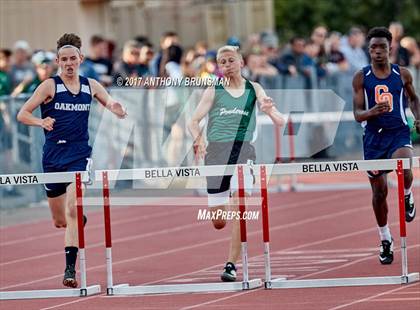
[260,158,419,289]
[0,171,101,300]
[265,110,420,191]
[98,164,263,295]
[97,158,419,294]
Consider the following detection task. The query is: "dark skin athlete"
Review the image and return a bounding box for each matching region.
[352,36,420,227]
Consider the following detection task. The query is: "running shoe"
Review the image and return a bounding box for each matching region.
[221,262,237,282]
[379,239,394,265]
[63,265,78,288]
[405,192,416,223]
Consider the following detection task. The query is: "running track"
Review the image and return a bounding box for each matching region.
[0,188,419,309]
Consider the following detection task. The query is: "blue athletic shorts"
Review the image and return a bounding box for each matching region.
[42,141,92,198]
[363,126,412,177]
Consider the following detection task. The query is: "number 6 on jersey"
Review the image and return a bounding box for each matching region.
[375,85,393,112]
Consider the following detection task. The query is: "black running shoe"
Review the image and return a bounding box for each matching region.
[63,265,78,288]
[379,239,394,265]
[221,262,237,282]
[405,193,416,223]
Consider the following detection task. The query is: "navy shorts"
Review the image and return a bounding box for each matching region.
[42,142,92,198]
[363,126,412,177]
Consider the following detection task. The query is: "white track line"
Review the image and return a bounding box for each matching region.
[368,297,420,301]
[0,191,349,246]
[0,191,354,266]
[327,282,420,310]
[34,220,416,310]
[0,208,190,247]
[179,244,420,310]
[180,290,252,310]
[39,294,101,310]
[0,196,367,289]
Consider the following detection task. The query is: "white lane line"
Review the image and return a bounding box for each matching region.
[38,294,102,310]
[368,297,420,301]
[31,216,417,310]
[0,192,355,266]
[0,208,190,247]
[1,197,368,289]
[327,283,420,310]
[180,244,420,310]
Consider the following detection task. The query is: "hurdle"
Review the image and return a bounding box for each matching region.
[258,158,419,289]
[265,111,420,191]
[96,164,262,295]
[0,171,101,300]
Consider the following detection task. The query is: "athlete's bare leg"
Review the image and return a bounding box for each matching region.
[48,194,67,228]
[227,193,241,264]
[392,146,413,190]
[369,174,388,227]
[64,183,79,247]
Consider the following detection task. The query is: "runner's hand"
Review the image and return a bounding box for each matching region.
[260,97,274,114]
[111,101,127,119]
[371,100,390,116]
[41,117,55,131]
[193,139,207,161]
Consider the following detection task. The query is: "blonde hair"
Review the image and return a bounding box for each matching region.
[216,45,242,62]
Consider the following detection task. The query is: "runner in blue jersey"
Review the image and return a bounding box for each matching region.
[353,27,420,265]
[17,33,127,287]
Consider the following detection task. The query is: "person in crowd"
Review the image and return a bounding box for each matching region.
[0,49,12,96]
[10,40,35,92]
[389,22,410,67]
[82,35,113,85]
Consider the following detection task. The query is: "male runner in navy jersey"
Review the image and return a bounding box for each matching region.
[353,27,420,265]
[17,33,127,287]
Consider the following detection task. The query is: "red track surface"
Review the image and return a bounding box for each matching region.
[0,188,419,310]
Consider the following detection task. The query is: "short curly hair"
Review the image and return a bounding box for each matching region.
[366,27,392,45]
[57,33,82,51]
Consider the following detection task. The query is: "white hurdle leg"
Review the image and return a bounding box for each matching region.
[76,172,88,295]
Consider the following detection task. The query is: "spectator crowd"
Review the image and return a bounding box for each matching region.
[1,22,419,98]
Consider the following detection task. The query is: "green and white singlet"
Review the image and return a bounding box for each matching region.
[207,79,257,142]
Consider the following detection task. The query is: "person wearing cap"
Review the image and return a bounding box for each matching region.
[11,51,56,97]
[10,40,35,91]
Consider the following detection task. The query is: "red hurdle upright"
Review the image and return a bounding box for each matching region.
[0,171,101,300]
[260,158,419,289]
[397,159,409,281]
[259,165,272,288]
[237,165,249,288]
[98,164,262,296]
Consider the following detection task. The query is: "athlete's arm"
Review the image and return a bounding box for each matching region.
[401,67,420,133]
[188,86,215,141]
[187,86,215,159]
[353,70,389,122]
[251,81,285,127]
[89,78,127,119]
[16,79,56,131]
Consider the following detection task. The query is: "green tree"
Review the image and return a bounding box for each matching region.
[274,0,420,41]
